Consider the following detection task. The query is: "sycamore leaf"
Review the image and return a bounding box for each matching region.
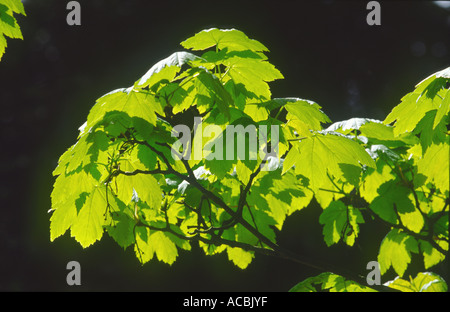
[378,228,419,277]
[384,67,449,136]
[2,0,25,14]
[359,122,418,149]
[384,272,448,292]
[136,51,200,88]
[243,97,304,122]
[412,272,448,292]
[50,28,449,274]
[292,132,375,207]
[246,169,309,231]
[370,179,425,233]
[50,170,93,242]
[70,184,108,248]
[55,129,109,174]
[227,247,254,269]
[413,110,448,152]
[150,231,179,265]
[194,70,233,118]
[222,56,283,100]
[289,272,376,292]
[134,227,183,265]
[419,240,446,269]
[181,28,268,52]
[84,88,163,134]
[51,162,112,248]
[0,0,25,61]
[106,210,136,249]
[433,88,450,130]
[115,159,162,209]
[134,226,153,264]
[319,201,364,247]
[360,158,395,202]
[285,100,331,135]
[281,143,300,175]
[365,144,400,162]
[417,142,450,193]
[325,118,382,133]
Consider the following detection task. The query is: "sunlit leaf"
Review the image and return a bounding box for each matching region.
[378,229,419,277]
[385,272,448,292]
[0,0,25,61]
[181,28,268,52]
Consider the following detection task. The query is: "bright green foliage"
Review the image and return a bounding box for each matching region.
[384,272,448,292]
[319,200,364,247]
[378,228,419,277]
[0,0,25,61]
[289,272,376,292]
[50,28,448,292]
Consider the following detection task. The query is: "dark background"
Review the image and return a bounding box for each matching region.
[0,0,449,291]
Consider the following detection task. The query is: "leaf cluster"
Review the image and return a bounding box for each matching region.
[50,28,449,291]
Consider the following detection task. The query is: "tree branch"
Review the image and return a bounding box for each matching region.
[125,138,396,291]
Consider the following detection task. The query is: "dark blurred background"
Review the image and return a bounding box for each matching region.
[0,0,449,291]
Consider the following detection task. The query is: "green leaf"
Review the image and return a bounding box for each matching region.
[194,70,233,119]
[413,110,448,152]
[0,0,25,61]
[222,55,283,100]
[181,28,268,52]
[433,88,450,130]
[136,51,200,88]
[50,170,92,242]
[137,143,157,171]
[224,80,254,111]
[281,144,299,175]
[360,158,396,202]
[370,181,424,233]
[55,129,109,174]
[150,231,179,265]
[289,272,376,292]
[246,169,309,231]
[291,132,375,207]
[417,142,450,193]
[134,226,153,264]
[106,210,136,249]
[359,121,418,149]
[84,88,163,134]
[134,227,183,265]
[378,228,419,277]
[319,201,364,246]
[385,272,448,292]
[115,159,162,209]
[285,100,331,135]
[70,183,109,248]
[412,272,448,292]
[2,0,25,14]
[227,247,254,269]
[50,28,449,277]
[384,67,449,136]
[419,240,446,269]
[50,159,110,243]
[325,118,382,134]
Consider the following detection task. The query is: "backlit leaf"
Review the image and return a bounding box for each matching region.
[181,28,268,52]
[0,0,25,61]
[378,228,419,276]
[417,142,450,193]
[292,132,375,206]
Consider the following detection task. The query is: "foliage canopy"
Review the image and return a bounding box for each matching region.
[50,28,449,292]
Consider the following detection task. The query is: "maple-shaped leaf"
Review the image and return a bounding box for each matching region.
[0,0,25,61]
